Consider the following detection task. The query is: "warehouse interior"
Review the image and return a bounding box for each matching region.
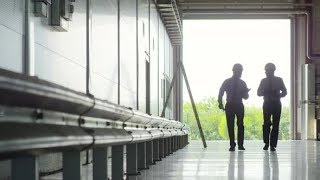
[0,0,320,179]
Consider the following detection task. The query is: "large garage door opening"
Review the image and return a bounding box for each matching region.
[182,19,291,141]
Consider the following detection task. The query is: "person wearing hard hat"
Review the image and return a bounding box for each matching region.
[218,63,251,151]
[258,63,287,151]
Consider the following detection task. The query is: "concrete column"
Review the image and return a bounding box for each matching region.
[159,138,165,158]
[138,142,148,170]
[171,137,175,152]
[153,139,161,161]
[168,137,173,155]
[146,141,155,165]
[12,156,38,180]
[63,150,82,180]
[164,138,169,156]
[93,147,108,180]
[127,143,140,176]
[112,145,126,180]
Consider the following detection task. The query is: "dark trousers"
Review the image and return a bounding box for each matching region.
[225,102,244,147]
[262,101,282,147]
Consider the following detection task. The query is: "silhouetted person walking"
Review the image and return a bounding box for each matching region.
[258,63,287,151]
[218,63,250,151]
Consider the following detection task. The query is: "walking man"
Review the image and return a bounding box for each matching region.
[218,63,250,151]
[258,63,287,151]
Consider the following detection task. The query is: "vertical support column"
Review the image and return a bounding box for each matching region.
[182,135,186,147]
[173,136,177,152]
[63,150,82,180]
[138,142,148,170]
[176,136,179,149]
[168,137,173,154]
[168,137,171,155]
[12,156,38,180]
[165,138,170,156]
[182,135,185,148]
[291,16,297,140]
[181,136,184,148]
[153,139,161,161]
[24,0,35,76]
[107,147,112,179]
[127,143,140,176]
[176,136,179,150]
[117,0,120,105]
[172,137,175,152]
[112,145,126,180]
[171,137,175,152]
[86,0,92,94]
[186,134,189,145]
[93,147,108,180]
[146,141,155,165]
[159,138,165,158]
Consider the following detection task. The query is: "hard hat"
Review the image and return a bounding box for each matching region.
[232,63,243,71]
[265,63,276,71]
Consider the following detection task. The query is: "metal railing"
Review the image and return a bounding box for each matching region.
[0,68,189,180]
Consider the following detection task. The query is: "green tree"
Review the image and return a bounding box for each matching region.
[183,97,290,140]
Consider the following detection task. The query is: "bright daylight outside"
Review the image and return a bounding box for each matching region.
[183,19,291,141]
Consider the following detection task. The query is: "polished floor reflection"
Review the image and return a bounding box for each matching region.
[42,140,320,180]
[132,140,320,180]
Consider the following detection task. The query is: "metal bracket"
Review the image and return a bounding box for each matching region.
[51,0,75,31]
[61,0,75,21]
[33,0,52,17]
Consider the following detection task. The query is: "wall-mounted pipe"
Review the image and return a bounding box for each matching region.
[24,0,35,76]
[304,11,320,61]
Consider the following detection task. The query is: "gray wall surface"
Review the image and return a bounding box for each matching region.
[0,1,175,177]
[0,0,174,112]
[0,0,24,73]
[33,0,87,93]
[119,0,138,109]
[91,0,119,103]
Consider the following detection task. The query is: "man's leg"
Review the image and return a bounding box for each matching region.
[226,103,236,148]
[263,102,272,149]
[236,104,244,148]
[270,102,282,148]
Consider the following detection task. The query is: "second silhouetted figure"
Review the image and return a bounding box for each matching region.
[258,63,287,151]
[218,63,250,151]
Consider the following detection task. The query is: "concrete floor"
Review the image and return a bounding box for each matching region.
[134,140,320,180]
[42,140,320,180]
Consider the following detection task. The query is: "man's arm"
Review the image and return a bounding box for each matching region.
[242,82,250,100]
[279,78,287,98]
[257,79,264,97]
[218,81,226,109]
